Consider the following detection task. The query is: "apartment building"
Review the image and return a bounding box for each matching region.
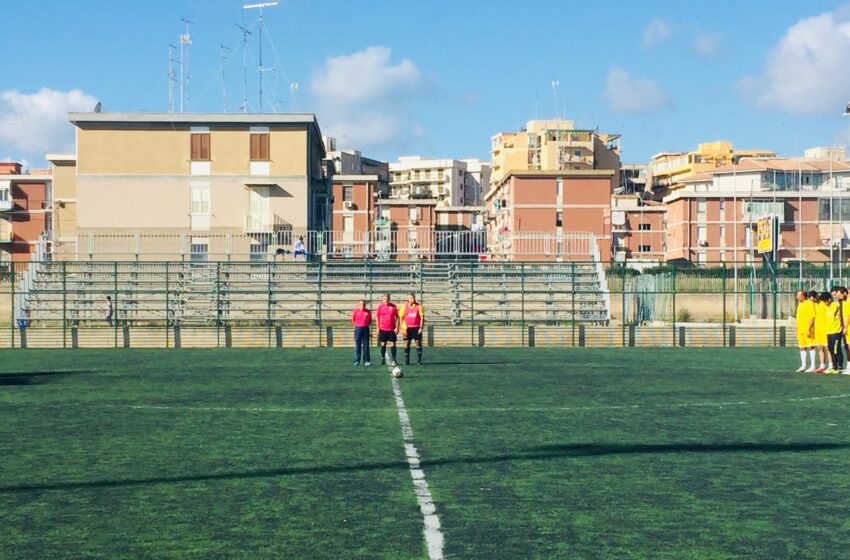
[663,157,850,264]
[490,119,621,190]
[57,112,329,259]
[389,157,482,206]
[328,146,390,258]
[611,195,666,265]
[0,162,51,263]
[460,159,491,205]
[649,141,775,197]
[485,169,614,261]
[46,154,77,246]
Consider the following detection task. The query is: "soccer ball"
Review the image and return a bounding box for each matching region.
[391,366,404,378]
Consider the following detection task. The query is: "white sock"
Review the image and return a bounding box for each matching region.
[809,350,816,367]
[800,351,807,368]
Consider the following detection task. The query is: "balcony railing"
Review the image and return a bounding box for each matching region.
[0,222,12,242]
[244,213,291,233]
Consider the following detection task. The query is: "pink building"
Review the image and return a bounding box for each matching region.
[0,162,51,264]
[485,170,614,261]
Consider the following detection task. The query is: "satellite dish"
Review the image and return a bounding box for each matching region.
[94,102,102,113]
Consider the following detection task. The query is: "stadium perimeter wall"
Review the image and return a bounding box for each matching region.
[0,324,787,349]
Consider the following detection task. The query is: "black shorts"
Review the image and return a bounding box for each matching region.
[378,330,397,344]
[404,327,421,341]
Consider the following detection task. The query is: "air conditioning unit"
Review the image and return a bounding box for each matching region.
[698,240,708,247]
[343,201,355,210]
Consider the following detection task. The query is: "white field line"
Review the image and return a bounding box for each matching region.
[391,376,445,560]
[102,392,850,415]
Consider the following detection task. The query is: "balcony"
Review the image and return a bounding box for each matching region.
[244,213,290,233]
[0,198,10,212]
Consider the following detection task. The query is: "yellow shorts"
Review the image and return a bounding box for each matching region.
[816,333,828,347]
[797,333,815,348]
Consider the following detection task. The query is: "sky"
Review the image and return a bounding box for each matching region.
[2,0,850,169]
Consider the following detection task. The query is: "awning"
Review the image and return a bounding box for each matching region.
[818,223,848,245]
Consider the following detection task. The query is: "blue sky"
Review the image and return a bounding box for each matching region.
[2,0,850,168]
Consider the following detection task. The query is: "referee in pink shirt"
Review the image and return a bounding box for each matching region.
[351,299,372,366]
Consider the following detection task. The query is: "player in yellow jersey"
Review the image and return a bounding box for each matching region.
[838,286,850,375]
[814,292,830,373]
[823,292,843,374]
[794,290,816,372]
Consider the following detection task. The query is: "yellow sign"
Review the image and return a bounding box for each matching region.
[756,215,774,254]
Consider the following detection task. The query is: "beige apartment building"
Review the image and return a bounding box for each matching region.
[663,157,850,264]
[490,119,621,190]
[389,157,490,207]
[55,113,329,259]
[649,141,775,197]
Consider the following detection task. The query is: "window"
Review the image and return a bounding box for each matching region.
[409,207,420,221]
[556,178,563,197]
[250,133,270,161]
[719,225,726,239]
[697,226,707,243]
[556,211,563,227]
[191,184,210,215]
[697,198,707,215]
[343,185,353,202]
[408,229,418,245]
[639,223,651,231]
[574,150,580,157]
[819,199,850,221]
[639,245,651,252]
[719,200,725,212]
[190,133,210,161]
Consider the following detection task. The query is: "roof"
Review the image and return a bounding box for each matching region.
[710,158,850,175]
[69,112,319,126]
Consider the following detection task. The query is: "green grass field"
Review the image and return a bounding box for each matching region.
[2,348,850,559]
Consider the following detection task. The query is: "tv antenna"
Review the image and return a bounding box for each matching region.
[179,18,194,112]
[243,2,278,112]
[167,44,180,112]
[219,45,232,112]
[234,23,252,113]
[551,80,560,120]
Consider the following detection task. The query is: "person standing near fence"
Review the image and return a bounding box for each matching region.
[399,293,424,365]
[351,299,372,367]
[105,296,113,327]
[376,293,399,366]
[794,290,816,373]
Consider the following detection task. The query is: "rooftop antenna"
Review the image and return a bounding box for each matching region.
[234,23,252,113]
[168,44,180,112]
[551,80,560,120]
[179,18,193,112]
[219,45,232,112]
[290,82,300,111]
[243,1,278,113]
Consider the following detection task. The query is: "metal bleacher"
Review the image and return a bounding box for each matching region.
[16,259,611,327]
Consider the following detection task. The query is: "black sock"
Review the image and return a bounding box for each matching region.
[391,346,397,361]
[380,346,386,362]
[404,348,410,364]
[416,347,422,363]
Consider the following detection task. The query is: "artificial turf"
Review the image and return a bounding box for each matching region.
[1,348,850,559]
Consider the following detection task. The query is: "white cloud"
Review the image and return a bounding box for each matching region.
[642,18,671,49]
[603,67,669,114]
[310,46,423,149]
[693,33,722,58]
[740,8,850,114]
[0,87,97,165]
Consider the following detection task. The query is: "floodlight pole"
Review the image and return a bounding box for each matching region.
[243,2,278,113]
